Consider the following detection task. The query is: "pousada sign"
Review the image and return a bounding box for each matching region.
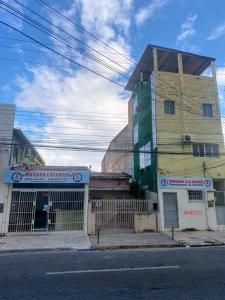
[4,169,90,184]
[159,177,213,190]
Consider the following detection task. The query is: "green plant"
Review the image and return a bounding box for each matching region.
[129,180,146,199]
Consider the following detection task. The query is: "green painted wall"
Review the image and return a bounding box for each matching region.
[133,80,157,192]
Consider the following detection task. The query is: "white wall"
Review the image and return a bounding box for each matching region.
[0,104,15,234]
[158,188,217,231]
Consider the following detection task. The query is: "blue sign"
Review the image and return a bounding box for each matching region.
[4,169,90,184]
[159,177,213,190]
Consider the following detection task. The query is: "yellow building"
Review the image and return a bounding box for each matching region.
[126,45,225,230]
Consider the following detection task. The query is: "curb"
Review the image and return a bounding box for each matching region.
[91,242,182,251]
[0,247,91,254]
[181,242,225,248]
[1,242,224,253]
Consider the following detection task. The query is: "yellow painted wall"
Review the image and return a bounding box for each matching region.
[155,71,225,180]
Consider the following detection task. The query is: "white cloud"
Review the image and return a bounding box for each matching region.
[14,1,135,170]
[135,0,168,26]
[177,14,197,42]
[207,23,225,41]
[217,67,225,86]
[16,67,128,170]
[78,0,133,39]
[217,67,225,118]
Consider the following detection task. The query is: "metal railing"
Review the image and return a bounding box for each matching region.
[92,198,150,233]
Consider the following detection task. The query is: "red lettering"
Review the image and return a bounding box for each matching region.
[183,210,203,216]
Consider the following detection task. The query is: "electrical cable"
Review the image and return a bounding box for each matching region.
[13,0,130,69]
[0,21,126,88]
[0,2,129,80]
[38,0,134,65]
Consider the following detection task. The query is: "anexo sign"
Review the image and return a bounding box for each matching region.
[159,177,213,190]
[4,169,90,184]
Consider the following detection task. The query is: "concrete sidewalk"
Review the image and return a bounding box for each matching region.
[89,232,181,250]
[164,230,225,247]
[0,231,91,252]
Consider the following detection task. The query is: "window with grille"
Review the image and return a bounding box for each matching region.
[164,100,175,115]
[192,143,219,157]
[202,103,213,117]
[188,190,203,201]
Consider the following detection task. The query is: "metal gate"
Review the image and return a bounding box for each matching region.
[8,190,84,233]
[92,198,149,233]
[215,191,225,225]
[48,191,84,231]
[8,191,37,232]
[163,192,179,229]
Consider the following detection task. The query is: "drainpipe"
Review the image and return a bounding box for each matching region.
[203,161,207,177]
[204,190,210,230]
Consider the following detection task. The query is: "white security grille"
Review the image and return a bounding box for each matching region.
[48,191,84,231]
[8,191,85,233]
[92,198,149,233]
[8,191,37,232]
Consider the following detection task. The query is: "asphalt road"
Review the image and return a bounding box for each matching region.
[0,246,225,300]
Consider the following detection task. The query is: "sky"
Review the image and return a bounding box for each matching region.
[0,0,225,170]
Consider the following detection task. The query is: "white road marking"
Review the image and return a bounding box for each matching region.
[46,265,180,275]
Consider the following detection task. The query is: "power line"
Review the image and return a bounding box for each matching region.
[0,1,224,109]
[13,0,130,69]
[0,2,129,80]
[1,107,128,117]
[38,0,134,65]
[0,3,224,139]
[0,56,129,75]
[0,35,140,58]
[2,141,225,157]
[0,21,126,88]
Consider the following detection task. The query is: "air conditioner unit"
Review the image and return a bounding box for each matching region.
[182,134,194,144]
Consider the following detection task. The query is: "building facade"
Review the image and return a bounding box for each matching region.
[101,98,133,175]
[101,125,133,175]
[11,129,45,166]
[89,172,131,200]
[0,104,15,235]
[125,45,225,231]
[0,104,91,235]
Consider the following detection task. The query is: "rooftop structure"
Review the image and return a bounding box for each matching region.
[126,44,215,91]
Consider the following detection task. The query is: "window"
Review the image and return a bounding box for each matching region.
[164,100,175,115]
[188,190,203,201]
[133,96,138,115]
[140,142,151,169]
[134,124,139,144]
[192,143,219,157]
[202,103,213,117]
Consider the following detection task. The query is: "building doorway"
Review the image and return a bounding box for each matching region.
[34,192,48,231]
[163,192,179,229]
